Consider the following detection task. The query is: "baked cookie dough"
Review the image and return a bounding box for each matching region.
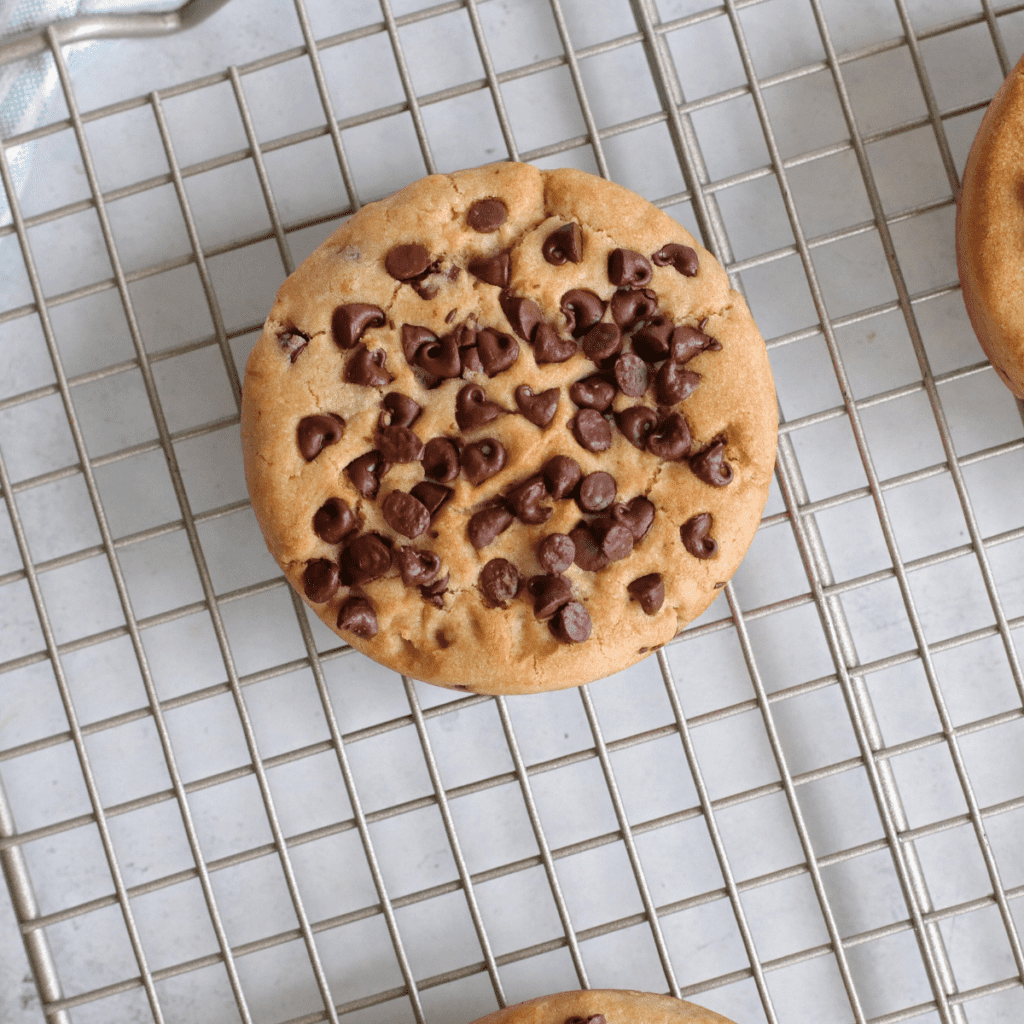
[468,989,736,1024]
[956,49,1024,397]
[240,162,777,694]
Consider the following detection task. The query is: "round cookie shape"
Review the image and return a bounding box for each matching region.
[468,989,736,1024]
[240,162,777,694]
[956,50,1024,397]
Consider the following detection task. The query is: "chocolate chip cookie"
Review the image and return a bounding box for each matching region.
[957,50,1024,397]
[468,989,736,1024]
[240,162,777,694]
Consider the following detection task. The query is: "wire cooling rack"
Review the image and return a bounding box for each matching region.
[2,1,1024,1022]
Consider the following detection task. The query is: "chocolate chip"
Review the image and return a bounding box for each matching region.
[467,197,507,232]
[530,573,573,618]
[616,405,658,450]
[680,512,718,558]
[542,455,582,499]
[582,322,623,367]
[468,504,514,549]
[632,315,675,362]
[456,383,505,431]
[345,343,391,387]
[647,410,692,461]
[577,471,616,512]
[538,533,575,574]
[569,375,616,412]
[402,324,436,363]
[333,303,384,349]
[345,450,389,498]
[382,490,431,538]
[628,573,664,614]
[652,242,699,277]
[420,572,450,607]
[411,276,441,301]
[614,352,648,398]
[415,332,461,378]
[506,475,551,524]
[532,322,577,363]
[655,362,701,405]
[298,414,345,461]
[608,247,653,288]
[670,324,720,363]
[468,250,511,287]
[612,496,655,542]
[421,437,461,481]
[385,243,431,281]
[591,516,633,561]
[572,409,612,452]
[476,328,519,376]
[313,496,359,544]
[561,289,606,338]
[542,222,583,265]
[460,343,484,374]
[500,293,544,341]
[278,327,309,362]
[570,523,609,572]
[690,435,733,486]
[410,481,453,519]
[303,558,340,603]
[479,558,521,607]
[461,438,507,484]
[610,288,658,329]
[551,600,592,643]
[341,533,392,585]
[376,423,424,463]
[337,595,378,638]
[396,546,442,586]
[381,392,422,428]
[515,384,560,427]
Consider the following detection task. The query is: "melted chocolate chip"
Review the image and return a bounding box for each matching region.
[572,409,612,452]
[381,490,431,538]
[628,573,665,614]
[569,375,616,412]
[278,327,309,362]
[341,533,392,585]
[542,454,582,499]
[561,289,606,338]
[515,384,560,427]
[680,512,718,558]
[467,197,507,233]
[313,496,360,544]
[608,247,653,288]
[345,450,389,498]
[333,303,384,349]
[505,475,551,524]
[610,288,658,329]
[421,437,461,482]
[303,559,340,603]
[381,391,422,428]
[385,243,431,281]
[538,533,575,574]
[468,504,514,549]
[376,423,424,463]
[632,315,675,362]
[461,438,507,484]
[655,362,701,405]
[468,250,511,288]
[577,471,616,513]
[298,414,345,461]
[652,242,699,277]
[410,481,453,519]
[551,600,592,643]
[690,435,733,486]
[532,322,577,363]
[612,496,655,542]
[479,558,521,607]
[570,523,609,572]
[614,352,648,398]
[582,322,623,367]
[397,546,442,586]
[500,293,544,341]
[542,222,583,265]
[345,344,391,387]
[402,324,436,363]
[456,383,504,430]
[477,328,519,377]
[531,573,574,618]
[337,595,378,638]
[421,572,450,607]
[415,332,461,378]
[647,410,692,461]
[616,405,658,450]
[460,344,483,375]
[670,324,720,363]
[591,516,633,561]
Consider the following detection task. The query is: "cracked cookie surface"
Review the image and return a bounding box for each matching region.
[240,162,777,694]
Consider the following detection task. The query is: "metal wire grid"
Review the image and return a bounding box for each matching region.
[0,0,1023,1022]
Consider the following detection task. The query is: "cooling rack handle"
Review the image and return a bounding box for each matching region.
[0,0,234,65]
